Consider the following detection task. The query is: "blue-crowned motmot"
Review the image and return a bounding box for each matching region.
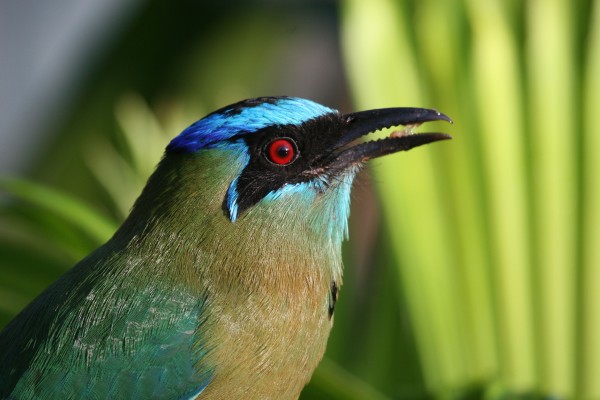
[0,97,451,399]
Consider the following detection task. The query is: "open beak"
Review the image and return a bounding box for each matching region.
[328,107,452,170]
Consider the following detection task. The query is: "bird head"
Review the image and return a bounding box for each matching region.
[168,96,448,217]
[123,97,450,269]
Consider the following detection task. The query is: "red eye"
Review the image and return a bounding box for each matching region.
[267,138,297,165]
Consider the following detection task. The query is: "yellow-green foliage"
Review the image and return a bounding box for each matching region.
[341,0,600,398]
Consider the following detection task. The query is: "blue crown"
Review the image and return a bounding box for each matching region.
[167,97,336,153]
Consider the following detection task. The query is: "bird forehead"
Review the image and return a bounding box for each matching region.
[167,97,337,153]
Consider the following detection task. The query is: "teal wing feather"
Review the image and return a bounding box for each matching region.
[0,247,213,399]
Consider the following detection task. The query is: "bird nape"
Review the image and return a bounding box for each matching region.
[0,96,451,399]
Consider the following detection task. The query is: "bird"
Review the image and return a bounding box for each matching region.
[0,96,451,399]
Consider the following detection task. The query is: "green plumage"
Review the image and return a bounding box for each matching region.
[1,149,348,399]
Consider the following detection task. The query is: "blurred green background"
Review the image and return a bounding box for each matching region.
[1,0,598,399]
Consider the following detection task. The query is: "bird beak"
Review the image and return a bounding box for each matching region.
[328,107,452,170]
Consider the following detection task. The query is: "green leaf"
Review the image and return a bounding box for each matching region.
[0,178,118,245]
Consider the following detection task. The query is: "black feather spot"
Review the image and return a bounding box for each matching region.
[328,281,338,320]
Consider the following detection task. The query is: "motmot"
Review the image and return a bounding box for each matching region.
[0,97,451,399]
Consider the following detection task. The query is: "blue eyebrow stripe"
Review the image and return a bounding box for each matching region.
[167,98,336,153]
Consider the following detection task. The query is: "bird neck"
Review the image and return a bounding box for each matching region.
[111,146,355,293]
